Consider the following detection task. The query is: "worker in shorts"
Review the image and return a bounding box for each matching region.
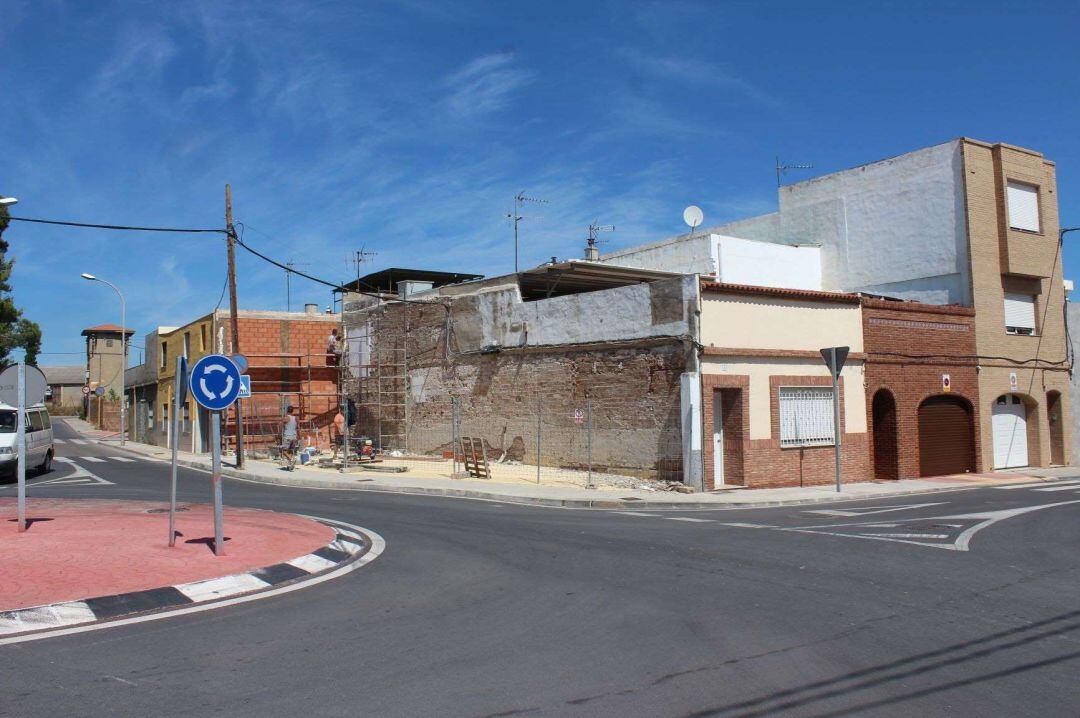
[281,405,298,470]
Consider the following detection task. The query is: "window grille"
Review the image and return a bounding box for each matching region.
[779,387,835,447]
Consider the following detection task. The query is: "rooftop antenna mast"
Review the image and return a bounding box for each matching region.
[776,157,814,187]
[507,191,548,273]
[284,259,312,312]
[349,246,378,286]
[585,222,615,261]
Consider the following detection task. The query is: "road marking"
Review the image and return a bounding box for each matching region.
[717,522,775,529]
[288,553,337,573]
[54,457,74,464]
[69,439,88,445]
[78,457,106,463]
[53,439,66,444]
[108,457,135,463]
[34,475,114,486]
[612,511,664,517]
[803,502,946,517]
[665,517,715,523]
[175,574,272,603]
[1032,484,1080,492]
[993,480,1080,490]
[0,601,96,634]
[862,533,951,539]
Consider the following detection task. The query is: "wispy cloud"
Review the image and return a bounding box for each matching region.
[93,23,177,97]
[623,52,779,107]
[442,52,534,118]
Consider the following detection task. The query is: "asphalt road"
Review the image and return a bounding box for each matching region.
[3,419,1080,717]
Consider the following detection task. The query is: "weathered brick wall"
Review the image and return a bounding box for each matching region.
[348,298,685,480]
[862,299,982,477]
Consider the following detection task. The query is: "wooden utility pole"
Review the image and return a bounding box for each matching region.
[226,184,245,468]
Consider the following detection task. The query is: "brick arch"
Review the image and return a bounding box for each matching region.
[870,388,898,481]
[991,392,1043,468]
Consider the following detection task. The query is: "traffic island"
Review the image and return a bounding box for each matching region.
[0,498,383,642]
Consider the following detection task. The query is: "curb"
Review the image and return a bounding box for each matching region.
[0,516,383,643]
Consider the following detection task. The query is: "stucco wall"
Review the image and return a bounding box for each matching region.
[701,357,866,440]
[715,235,821,290]
[772,140,971,304]
[598,234,715,276]
[699,293,864,352]
[450,275,695,351]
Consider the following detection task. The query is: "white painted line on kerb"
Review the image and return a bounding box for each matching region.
[0,601,96,634]
[0,520,386,646]
[612,511,663,517]
[665,517,715,523]
[176,574,272,603]
[288,553,337,573]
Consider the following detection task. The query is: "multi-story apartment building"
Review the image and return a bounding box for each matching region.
[603,137,1070,477]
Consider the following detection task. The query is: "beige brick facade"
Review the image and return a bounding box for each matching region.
[960,139,1071,469]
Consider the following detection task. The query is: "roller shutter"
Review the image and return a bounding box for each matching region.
[918,396,975,477]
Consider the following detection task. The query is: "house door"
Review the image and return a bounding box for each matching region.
[1047,391,1064,465]
[918,395,975,476]
[712,392,725,486]
[992,395,1028,469]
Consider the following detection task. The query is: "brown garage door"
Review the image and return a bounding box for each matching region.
[918,396,975,477]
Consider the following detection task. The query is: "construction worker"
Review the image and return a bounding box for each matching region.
[327,328,342,366]
[281,405,298,471]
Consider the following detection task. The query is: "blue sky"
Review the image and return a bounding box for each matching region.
[1,0,1079,366]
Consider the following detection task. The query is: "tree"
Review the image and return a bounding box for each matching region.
[0,201,42,365]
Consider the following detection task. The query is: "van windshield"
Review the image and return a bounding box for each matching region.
[0,411,14,433]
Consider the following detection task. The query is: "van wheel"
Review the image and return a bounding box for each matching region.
[38,450,52,475]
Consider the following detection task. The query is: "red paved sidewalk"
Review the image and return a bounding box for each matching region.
[0,498,335,611]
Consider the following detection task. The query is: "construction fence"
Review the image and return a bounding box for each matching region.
[347,395,684,490]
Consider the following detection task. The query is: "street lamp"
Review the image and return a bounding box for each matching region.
[81,273,127,446]
[0,197,18,206]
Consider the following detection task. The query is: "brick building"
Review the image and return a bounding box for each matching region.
[126,308,340,454]
[699,282,868,490]
[862,298,981,480]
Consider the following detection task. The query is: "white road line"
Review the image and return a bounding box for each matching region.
[1032,484,1080,492]
[78,457,106,463]
[665,517,715,523]
[69,439,88,445]
[993,480,1080,490]
[717,522,775,529]
[52,439,66,444]
[53,457,74,464]
[288,553,337,573]
[611,511,663,517]
[864,533,951,539]
[803,502,946,517]
[108,457,135,463]
[175,574,272,603]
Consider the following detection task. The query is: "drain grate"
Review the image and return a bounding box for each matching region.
[619,497,643,501]
[146,507,188,514]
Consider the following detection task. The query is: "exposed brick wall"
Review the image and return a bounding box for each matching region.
[862,299,982,478]
[347,299,686,480]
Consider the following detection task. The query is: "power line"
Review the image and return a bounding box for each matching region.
[5,216,227,234]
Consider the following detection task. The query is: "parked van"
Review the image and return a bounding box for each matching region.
[0,403,54,479]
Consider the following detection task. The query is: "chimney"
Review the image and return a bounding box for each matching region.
[304,303,318,314]
[584,241,599,261]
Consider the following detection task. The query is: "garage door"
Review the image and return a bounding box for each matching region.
[918,396,975,477]
[992,395,1028,469]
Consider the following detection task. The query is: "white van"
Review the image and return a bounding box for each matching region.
[0,403,54,479]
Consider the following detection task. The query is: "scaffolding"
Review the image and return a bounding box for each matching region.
[345,302,410,453]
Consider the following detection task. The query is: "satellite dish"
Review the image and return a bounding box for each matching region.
[683,205,704,229]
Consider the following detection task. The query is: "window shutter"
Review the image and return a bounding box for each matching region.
[1003,293,1036,331]
[1006,181,1040,232]
[779,387,836,447]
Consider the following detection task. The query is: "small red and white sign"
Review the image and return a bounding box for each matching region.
[572,409,584,425]
[942,374,951,393]
[82,386,91,395]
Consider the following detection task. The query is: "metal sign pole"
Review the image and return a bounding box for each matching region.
[211,409,225,555]
[831,347,842,493]
[169,357,182,546]
[16,362,26,532]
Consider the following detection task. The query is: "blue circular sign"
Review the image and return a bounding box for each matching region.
[189,354,242,411]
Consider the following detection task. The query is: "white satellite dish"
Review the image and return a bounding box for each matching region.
[683,205,704,233]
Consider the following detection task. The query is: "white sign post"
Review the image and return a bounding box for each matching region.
[189,354,242,556]
[168,355,189,547]
[820,347,850,494]
[16,364,25,532]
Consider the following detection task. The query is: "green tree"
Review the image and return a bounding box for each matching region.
[0,201,42,365]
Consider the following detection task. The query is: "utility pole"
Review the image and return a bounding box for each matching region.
[226,184,244,469]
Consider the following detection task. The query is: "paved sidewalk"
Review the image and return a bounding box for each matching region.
[0,498,334,612]
[99,430,1080,509]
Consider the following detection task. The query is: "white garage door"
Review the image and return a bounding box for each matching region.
[992,396,1028,469]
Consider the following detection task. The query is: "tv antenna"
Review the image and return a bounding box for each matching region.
[507,191,548,273]
[348,247,378,286]
[585,222,615,261]
[683,205,704,237]
[776,157,814,187]
[284,259,311,312]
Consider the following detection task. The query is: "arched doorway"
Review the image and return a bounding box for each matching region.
[871,389,898,480]
[918,395,976,476]
[1047,391,1064,466]
[992,394,1031,469]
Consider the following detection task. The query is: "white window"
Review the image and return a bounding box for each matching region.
[1006,181,1040,233]
[162,404,168,431]
[148,401,155,429]
[1004,293,1036,335]
[779,387,836,447]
